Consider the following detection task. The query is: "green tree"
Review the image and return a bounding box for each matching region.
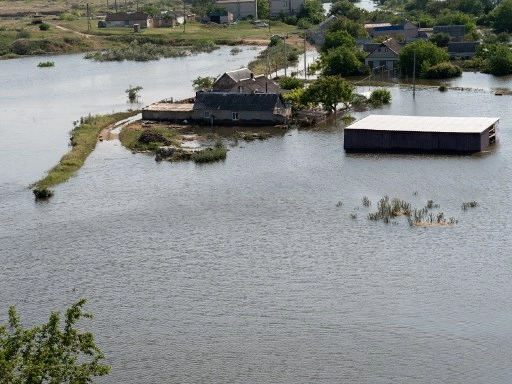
[320,46,369,76]
[429,32,450,47]
[192,76,217,90]
[490,0,512,33]
[126,85,143,103]
[322,30,355,52]
[257,0,269,20]
[298,0,325,24]
[0,299,110,384]
[304,75,353,112]
[398,40,449,77]
[369,88,392,106]
[435,10,476,34]
[279,76,304,90]
[486,43,512,75]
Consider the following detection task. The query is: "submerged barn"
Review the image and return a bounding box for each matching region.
[344,115,499,153]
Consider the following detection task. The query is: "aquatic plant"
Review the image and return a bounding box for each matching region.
[37,61,55,68]
[336,201,343,207]
[462,201,479,210]
[367,196,457,227]
[126,85,143,103]
[33,187,54,200]
[361,196,371,207]
[193,145,227,163]
[349,213,357,219]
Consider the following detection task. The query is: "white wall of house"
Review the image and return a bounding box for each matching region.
[269,0,305,16]
[215,0,257,19]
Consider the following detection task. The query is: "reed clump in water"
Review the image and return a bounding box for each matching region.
[367,196,458,227]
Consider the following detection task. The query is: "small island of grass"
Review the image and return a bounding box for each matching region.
[32,110,140,199]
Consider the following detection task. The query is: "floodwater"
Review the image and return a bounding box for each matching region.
[2,49,512,384]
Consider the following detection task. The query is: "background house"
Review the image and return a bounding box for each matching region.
[369,20,418,41]
[364,38,403,72]
[269,0,305,17]
[105,11,153,28]
[213,68,255,91]
[309,15,338,46]
[433,25,465,41]
[215,0,257,20]
[447,41,479,59]
[208,10,233,24]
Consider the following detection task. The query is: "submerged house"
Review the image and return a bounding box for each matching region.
[142,92,291,126]
[364,38,403,71]
[344,115,499,153]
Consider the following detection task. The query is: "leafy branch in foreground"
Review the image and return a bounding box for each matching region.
[0,299,110,383]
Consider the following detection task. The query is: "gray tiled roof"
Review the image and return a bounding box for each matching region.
[193,92,281,112]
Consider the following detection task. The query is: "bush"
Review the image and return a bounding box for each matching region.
[369,89,391,106]
[33,187,54,199]
[16,30,31,38]
[279,76,303,90]
[39,23,50,31]
[423,62,462,79]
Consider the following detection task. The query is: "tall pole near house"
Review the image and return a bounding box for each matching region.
[303,32,307,78]
[283,36,287,77]
[413,49,416,99]
[183,0,186,32]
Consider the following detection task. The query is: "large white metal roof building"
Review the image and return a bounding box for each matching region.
[344,115,499,153]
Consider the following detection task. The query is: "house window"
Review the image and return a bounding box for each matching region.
[232,112,239,121]
[385,48,388,52]
[204,111,210,118]
[238,86,244,93]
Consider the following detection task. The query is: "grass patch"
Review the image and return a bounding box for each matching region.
[193,140,227,163]
[33,111,139,193]
[119,124,181,151]
[37,61,54,67]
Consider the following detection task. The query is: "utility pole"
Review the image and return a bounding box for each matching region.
[87,3,91,31]
[413,50,416,99]
[283,36,287,77]
[303,31,306,78]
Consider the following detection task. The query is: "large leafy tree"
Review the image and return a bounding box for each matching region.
[398,39,449,77]
[320,46,369,76]
[484,43,512,75]
[490,0,512,32]
[298,0,325,24]
[304,75,353,112]
[0,299,110,384]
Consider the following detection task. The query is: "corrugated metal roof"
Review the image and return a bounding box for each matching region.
[346,115,499,133]
[144,103,194,112]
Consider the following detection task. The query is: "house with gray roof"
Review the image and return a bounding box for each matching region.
[364,38,403,71]
[447,41,479,59]
[142,92,291,126]
[193,92,290,125]
[212,68,255,91]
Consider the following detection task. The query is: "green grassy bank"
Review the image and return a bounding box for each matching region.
[33,111,139,198]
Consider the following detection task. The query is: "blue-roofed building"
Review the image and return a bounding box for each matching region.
[368,20,418,41]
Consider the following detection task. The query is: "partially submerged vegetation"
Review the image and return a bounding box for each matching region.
[338,195,467,227]
[32,111,139,198]
[119,123,227,163]
[37,60,54,67]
